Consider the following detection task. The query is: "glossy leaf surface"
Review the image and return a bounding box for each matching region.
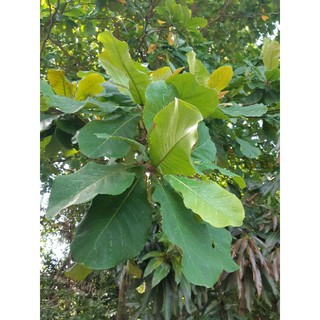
[186,51,210,86]
[222,104,268,117]
[149,98,203,175]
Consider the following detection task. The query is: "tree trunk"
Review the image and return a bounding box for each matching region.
[116,266,129,320]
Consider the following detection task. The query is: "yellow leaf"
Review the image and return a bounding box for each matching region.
[47,70,76,98]
[147,44,157,54]
[150,66,172,81]
[167,32,175,46]
[74,73,104,101]
[127,260,142,279]
[157,19,166,25]
[261,15,269,21]
[208,66,233,92]
[166,67,184,80]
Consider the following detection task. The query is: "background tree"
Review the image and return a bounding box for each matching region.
[40,0,280,319]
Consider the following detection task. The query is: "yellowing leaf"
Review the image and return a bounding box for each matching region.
[75,73,104,101]
[262,39,280,70]
[157,19,166,25]
[127,260,142,278]
[150,66,172,81]
[166,67,184,80]
[147,44,157,54]
[47,70,76,98]
[208,66,233,92]
[167,32,175,46]
[261,15,269,21]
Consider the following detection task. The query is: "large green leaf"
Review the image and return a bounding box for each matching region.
[142,81,178,132]
[191,121,216,164]
[165,175,244,227]
[208,66,233,91]
[186,51,210,86]
[74,73,104,101]
[98,31,150,105]
[262,39,280,70]
[77,113,140,158]
[47,69,76,98]
[221,104,268,117]
[70,175,152,269]
[236,137,261,159]
[153,183,238,287]
[166,73,219,117]
[149,98,203,175]
[46,162,136,218]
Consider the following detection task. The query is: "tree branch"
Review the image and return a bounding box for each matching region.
[40,0,61,57]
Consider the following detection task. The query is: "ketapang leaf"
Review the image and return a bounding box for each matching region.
[46,162,136,218]
[153,183,238,287]
[47,69,76,97]
[149,98,203,175]
[71,174,152,269]
[98,31,150,105]
[74,73,104,101]
[208,66,233,92]
[165,175,244,227]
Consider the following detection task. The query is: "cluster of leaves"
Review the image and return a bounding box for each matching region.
[40,0,280,319]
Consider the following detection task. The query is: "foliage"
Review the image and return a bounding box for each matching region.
[40,0,280,319]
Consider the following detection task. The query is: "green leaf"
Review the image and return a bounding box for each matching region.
[143,81,178,132]
[47,69,76,98]
[149,98,203,175]
[98,31,150,105]
[47,96,86,113]
[208,66,233,91]
[186,51,210,86]
[40,79,54,97]
[236,137,261,159]
[77,113,140,158]
[262,39,280,70]
[221,104,268,117]
[153,183,238,287]
[75,73,105,101]
[165,175,244,227]
[166,73,219,117]
[144,257,164,278]
[265,68,280,82]
[64,263,92,282]
[46,162,136,218]
[47,95,120,114]
[152,263,171,288]
[70,175,152,269]
[191,121,216,164]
